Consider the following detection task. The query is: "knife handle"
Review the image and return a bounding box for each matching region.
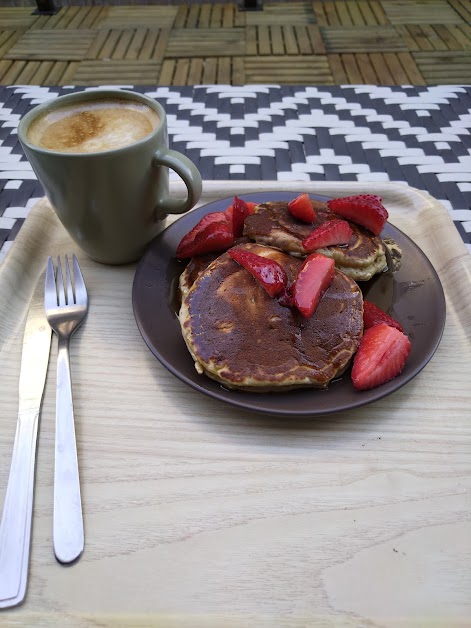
[53,336,84,564]
[0,409,39,608]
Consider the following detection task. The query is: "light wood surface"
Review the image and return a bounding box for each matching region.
[0,181,470,627]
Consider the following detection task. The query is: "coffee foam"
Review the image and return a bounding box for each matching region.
[27,98,160,153]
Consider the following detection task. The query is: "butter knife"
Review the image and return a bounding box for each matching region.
[0,270,52,609]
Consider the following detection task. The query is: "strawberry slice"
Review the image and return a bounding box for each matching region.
[288,194,316,223]
[229,248,287,297]
[351,323,411,391]
[176,218,234,259]
[176,211,229,258]
[327,194,388,236]
[302,219,353,252]
[224,199,257,228]
[293,253,335,318]
[363,300,404,332]
[232,196,254,238]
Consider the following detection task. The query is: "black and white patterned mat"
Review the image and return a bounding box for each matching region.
[1,84,470,261]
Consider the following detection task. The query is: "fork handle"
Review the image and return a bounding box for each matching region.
[53,336,84,564]
[0,410,39,608]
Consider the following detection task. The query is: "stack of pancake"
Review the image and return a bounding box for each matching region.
[178,198,389,392]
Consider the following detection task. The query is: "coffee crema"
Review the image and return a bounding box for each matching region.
[26,98,160,153]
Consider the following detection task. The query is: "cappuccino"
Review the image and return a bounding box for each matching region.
[26,98,160,153]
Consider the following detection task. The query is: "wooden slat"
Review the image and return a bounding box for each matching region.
[187,57,204,84]
[356,52,378,82]
[99,7,178,30]
[59,61,80,85]
[328,53,348,83]
[0,31,22,57]
[421,25,449,51]
[187,5,199,29]
[68,6,90,30]
[199,4,211,28]
[381,0,464,24]
[173,58,189,85]
[244,55,333,84]
[152,29,170,62]
[404,25,434,51]
[312,2,328,26]
[159,59,175,84]
[30,60,54,84]
[368,0,390,25]
[258,25,270,55]
[202,57,217,82]
[112,30,134,60]
[395,25,420,51]
[433,24,464,49]
[322,27,407,52]
[222,5,233,28]
[284,25,298,55]
[0,59,13,82]
[369,52,394,84]
[80,7,105,30]
[217,56,231,83]
[174,6,187,29]
[140,30,159,60]
[446,0,471,22]
[295,25,313,54]
[72,60,160,85]
[15,60,41,84]
[99,30,121,59]
[447,24,471,49]
[383,52,409,83]
[336,1,354,26]
[42,60,67,84]
[165,28,245,58]
[246,25,257,55]
[307,25,326,54]
[212,4,223,28]
[246,2,316,26]
[232,56,244,84]
[271,25,284,55]
[86,29,109,60]
[5,30,95,61]
[323,2,341,26]
[342,53,363,82]
[347,1,364,26]
[396,52,425,84]
[357,1,378,25]
[126,28,147,61]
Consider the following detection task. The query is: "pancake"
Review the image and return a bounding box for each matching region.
[243,200,387,281]
[179,243,363,391]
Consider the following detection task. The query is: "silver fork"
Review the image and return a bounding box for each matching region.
[45,254,88,564]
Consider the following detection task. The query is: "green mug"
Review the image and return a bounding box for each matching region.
[18,89,202,264]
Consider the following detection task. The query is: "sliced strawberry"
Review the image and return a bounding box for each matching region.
[229,248,287,297]
[327,194,388,236]
[176,219,234,259]
[363,300,404,332]
[176,211,229,258]
[351,323,411,391]
[288,194,316,223]
[293,253,335,318]
[232,196,253,237]
[302,219,353,252]
[225,199,257,234]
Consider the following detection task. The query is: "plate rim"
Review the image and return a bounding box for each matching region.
[132,191,446,417]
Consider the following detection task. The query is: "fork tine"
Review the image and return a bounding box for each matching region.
[72,255,87,306]
[45,256,58,309]
[56,256,66,307]
[64,254,74,305]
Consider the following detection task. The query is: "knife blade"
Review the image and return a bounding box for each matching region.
[0,269,52,609]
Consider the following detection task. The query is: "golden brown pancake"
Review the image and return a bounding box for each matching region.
[179,243,363,391]
[243,200,387,281]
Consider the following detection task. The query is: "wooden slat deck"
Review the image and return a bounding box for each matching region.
[0,0,469,86]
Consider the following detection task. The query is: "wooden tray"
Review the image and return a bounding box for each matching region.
[1,181,470,626]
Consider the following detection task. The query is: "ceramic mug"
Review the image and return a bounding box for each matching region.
[18,89,202,264]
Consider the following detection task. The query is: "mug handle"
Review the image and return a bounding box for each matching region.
[153,147,202,216]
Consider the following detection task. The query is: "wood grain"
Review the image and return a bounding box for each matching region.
[0,181,470,626]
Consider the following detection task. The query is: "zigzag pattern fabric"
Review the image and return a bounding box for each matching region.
[0,84,470,261]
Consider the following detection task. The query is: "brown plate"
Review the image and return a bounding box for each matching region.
[132,192,446,417]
